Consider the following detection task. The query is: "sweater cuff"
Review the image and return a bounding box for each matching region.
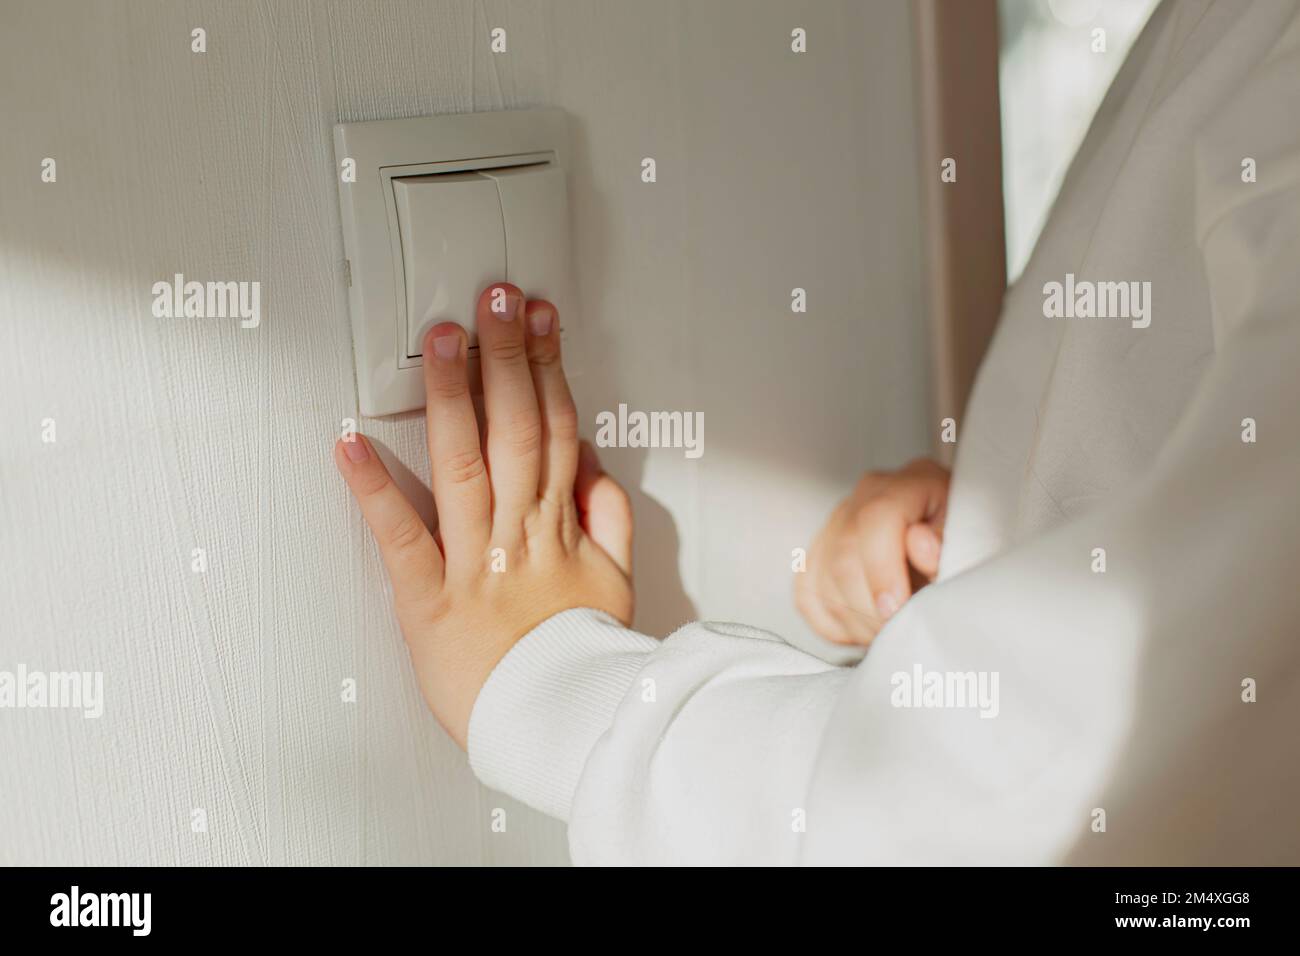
[467,607,658,822]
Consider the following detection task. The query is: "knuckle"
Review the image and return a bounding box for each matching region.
[441,449,486,486]
[905,456,949,483]
[854,470,886,497]
[485,337,527,364]
[503,417,543,456]
[385,513,429,556]
[353,463,391,498]
[852,499,888,531]
[547,403,580,443]
[521,504,556,542]
[830,550,862,585]
[429,373,470,400]
[527,339,563,368]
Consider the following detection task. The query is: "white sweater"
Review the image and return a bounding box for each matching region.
[468,0,1300,865]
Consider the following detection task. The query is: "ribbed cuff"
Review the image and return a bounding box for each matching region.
[467,607,658,822]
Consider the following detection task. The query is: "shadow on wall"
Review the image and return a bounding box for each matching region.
[624,451,699,636]
[561,113,700,636]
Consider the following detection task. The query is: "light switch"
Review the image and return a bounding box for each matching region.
[334,108,573,416]
[481,165,572,322]
[393,172,505,357]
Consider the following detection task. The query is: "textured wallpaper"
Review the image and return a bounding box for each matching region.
[0,0,927,865]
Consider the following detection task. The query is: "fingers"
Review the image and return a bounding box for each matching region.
[899,460,948,581]
[857,461,950,617]
[475,284,542,531]
[794,568,854,645]
[574,442,632,575]
[797,459,951,645]
[422,322,491,564]
[334,434,443,605]
[905,522,943,579]
[898,458,951,525]
[857,504,913,621]
[823,551,881,643]
[524,299,580,511]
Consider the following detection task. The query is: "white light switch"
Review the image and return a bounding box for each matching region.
[481,165,572,325]
[334,108,573,416]
[394,172,505,357]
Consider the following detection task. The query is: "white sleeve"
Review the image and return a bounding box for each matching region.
[468,608,852,865]
[469,29,1300,866]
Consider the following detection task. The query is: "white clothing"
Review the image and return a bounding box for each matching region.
[469,0,1300,865]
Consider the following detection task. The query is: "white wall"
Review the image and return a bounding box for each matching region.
[0,0,928,865]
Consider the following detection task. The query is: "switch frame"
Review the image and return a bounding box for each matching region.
[334,109,570,416]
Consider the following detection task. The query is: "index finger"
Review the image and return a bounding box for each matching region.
[423,322,492,566]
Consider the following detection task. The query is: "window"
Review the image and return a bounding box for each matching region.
[998,0,1160,281]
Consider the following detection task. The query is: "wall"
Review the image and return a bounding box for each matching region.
[0,0,928,865]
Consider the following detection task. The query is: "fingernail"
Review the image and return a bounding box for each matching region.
[343,436,369,463]
[499,294,523,320]
[528,309,554,336]
[875,591,901,619]
[432,333,461,360]
[490,287,522,320]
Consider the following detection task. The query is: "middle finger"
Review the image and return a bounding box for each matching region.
[475,283,542,535]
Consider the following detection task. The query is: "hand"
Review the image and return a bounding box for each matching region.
[333,284,634,748]
[795,458,950,646]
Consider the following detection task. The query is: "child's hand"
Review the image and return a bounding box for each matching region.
[333,284,634,749]
[795,458,949,646]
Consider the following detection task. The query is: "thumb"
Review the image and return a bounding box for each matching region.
[333,434,443,605]
[575,441,633,575]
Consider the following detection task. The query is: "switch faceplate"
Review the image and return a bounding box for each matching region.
[334,109,574,417]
